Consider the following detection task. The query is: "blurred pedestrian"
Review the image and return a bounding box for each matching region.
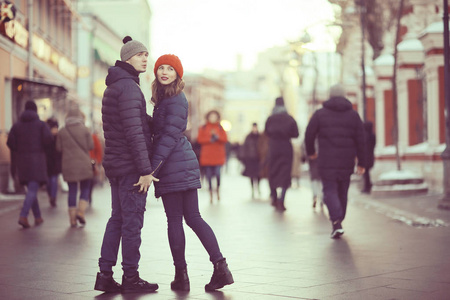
[7,100,52,228]
[95,36,158,294]
[362,121,376,194]
[291,142,302,189]
[264,97,299,211]
[45,118,62,208]
[151,54,233,292]
[240,123,261,199]
[302,141,323,209]
[305,84,366,239]
[88,131,103,204]
[197,110,228,203]
[56,107,93,228]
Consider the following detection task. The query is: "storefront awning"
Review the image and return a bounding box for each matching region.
[12,77,68,100]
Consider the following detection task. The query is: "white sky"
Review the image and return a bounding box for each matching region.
[148,0,338,73]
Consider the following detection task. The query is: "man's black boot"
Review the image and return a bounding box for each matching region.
[121,272,158,294]
[94,272,121,293]
[171,267,190,291]
[205,258,234,291]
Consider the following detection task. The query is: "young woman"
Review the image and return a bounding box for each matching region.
[197,110,228,203]
[151,54,233,292]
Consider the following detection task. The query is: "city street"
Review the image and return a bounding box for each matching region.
[1,159,450,300]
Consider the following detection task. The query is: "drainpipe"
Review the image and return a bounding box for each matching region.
[27,0,33,79]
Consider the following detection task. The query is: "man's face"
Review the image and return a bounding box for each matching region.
[126,51,149,73]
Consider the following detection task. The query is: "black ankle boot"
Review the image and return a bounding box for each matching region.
[205,258,234,291]
[94,272,121,293]
[171,267,190,291]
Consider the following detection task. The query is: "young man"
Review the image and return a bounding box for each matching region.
[94,36,159,293]
[305,84,366,239]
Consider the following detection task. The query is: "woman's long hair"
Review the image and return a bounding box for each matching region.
[151,77,185,105]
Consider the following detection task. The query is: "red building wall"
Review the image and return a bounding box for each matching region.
[384,90,394,146]
[407,79,424,146]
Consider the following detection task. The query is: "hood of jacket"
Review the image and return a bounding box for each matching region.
[20,110,39,122]
[323,96,353,112]
[105,60,140,86]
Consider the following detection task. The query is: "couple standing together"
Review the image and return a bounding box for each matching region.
[94,36,233,294]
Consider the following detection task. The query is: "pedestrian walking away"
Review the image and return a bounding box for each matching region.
[362,121,376,194]
[45,118,62,208]
[240,122,262,199]
[264,97,299,211]
[7,100,53,228]
[197,110,228,203]
[94,36,159,294]
[301,140,323,209]
[56,107,94,227]
[151,54,234,292]
[305,84,366,239]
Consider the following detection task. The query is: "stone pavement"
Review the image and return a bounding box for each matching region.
[1,160,450,299]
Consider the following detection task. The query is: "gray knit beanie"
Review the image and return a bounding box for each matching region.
[120,36,148,62]
[329,84,346,98]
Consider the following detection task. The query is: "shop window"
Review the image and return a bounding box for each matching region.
[384,90,394,146]
[407,79,425,146]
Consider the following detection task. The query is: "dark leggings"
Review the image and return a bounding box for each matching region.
[162,189,224,268]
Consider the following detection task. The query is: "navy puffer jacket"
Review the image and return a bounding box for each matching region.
[151,92,201,198]
[101,61,153,178]
[7,110,53,185]
[305,96,366,180]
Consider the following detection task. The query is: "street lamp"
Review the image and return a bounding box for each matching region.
[438,0,450,209]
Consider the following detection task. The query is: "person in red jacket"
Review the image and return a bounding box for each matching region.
[197,110,228,203]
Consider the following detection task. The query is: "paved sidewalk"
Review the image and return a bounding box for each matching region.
[1,162,450,299]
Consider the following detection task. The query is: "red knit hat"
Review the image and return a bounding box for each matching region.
[154,54,184,78]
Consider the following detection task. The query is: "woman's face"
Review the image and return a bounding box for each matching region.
[208,112,219,123]
[156,64,177,85]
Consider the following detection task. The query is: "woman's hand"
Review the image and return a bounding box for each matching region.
[134,174,160,193]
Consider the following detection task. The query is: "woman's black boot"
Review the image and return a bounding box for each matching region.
[205,258,234,291]
[171,267,190,291]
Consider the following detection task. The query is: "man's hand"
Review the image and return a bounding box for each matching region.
[356,166,365,175]
[134,174,159,193]
[309,153,318,160]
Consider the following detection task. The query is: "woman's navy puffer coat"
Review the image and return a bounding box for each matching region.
[151,92,201,198]
[101,61,153,178]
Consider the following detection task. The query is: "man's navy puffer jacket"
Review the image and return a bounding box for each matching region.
[101,61,153,178]
[151,92,201,198]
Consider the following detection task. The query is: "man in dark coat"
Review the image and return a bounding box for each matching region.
[305,84,366,239]
[95,36,158,294]
[265,97,299,211]
[362,121,376,194]
[7,100,52,228]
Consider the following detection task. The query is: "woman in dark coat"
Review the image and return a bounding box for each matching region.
[241,123,261,199]
[264,97,299,211]
[151,54,233,292]
[7,101,53,228]
[362,121,376,193]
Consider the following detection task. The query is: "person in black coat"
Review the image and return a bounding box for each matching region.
[362,121,376,193]
[305,84,366,239]
[95,36,158,294]
[264,97,299,211]
[7,100,53,228]
[45,118,62,208]
[240,123,261,199]
[151,54,233,292]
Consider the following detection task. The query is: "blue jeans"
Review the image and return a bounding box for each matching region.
[47,175,58,199]
[204,165,221,191]
[20,181,41,218]
[162,189,223,268]
[98,174,146,277]
[67,179,91,207]
[321,176,351,222]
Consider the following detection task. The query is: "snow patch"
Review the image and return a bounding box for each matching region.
[397,39,424,52]
[378,170,423,181]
